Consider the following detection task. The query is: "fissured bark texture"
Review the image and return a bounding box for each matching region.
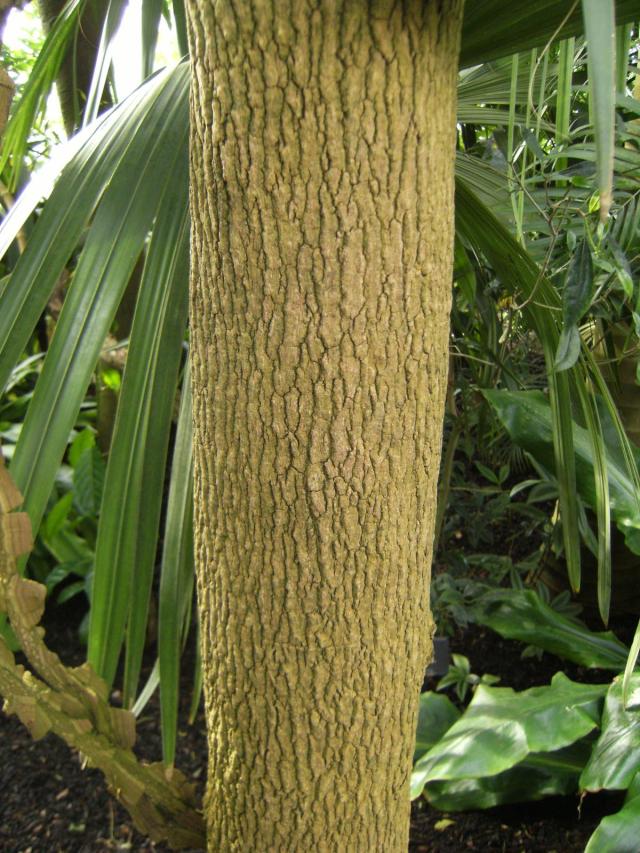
[187,2,463,849]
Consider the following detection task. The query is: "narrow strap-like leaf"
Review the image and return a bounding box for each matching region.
[172,0,189,57]
[10,65,190,536]
[460,0,638,68]
[455,178,581,593]
[581,0,616,220]
[159,365,195,764]
[88,115,190,693]
[555,37,575,177]
[615,24,632,94]
[0,68,185,393]
[576,381,611,622]
[82,0,130,126]
[142,0,165,78]
[0,0,86,189]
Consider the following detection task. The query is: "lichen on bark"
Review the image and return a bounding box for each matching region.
[187,1,463,849]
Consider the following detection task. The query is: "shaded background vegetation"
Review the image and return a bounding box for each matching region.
[0,1,639,850]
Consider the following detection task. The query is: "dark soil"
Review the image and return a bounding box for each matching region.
[0,604,625,852]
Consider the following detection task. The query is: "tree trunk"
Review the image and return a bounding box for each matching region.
[187,1,463,849]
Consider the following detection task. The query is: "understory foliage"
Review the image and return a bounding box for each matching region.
[0,1,639,850]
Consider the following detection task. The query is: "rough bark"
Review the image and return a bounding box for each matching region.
[187,1,463,849]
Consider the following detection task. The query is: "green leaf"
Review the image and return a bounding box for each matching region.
[142,0,164,78]
[563,239,595,329]
[413,692,461,767]
[0,0,86,189]
[41,492,74,539]
[68,429,96,468]
[459,1,639,69]
[581,675,640,792]
[475,589,629,671]
[555,38,575,171]
[100,367,121,392]
[41,525,94,566]
[0,70,179,395]
[57,579,86,605]
[83,0,130,126]
[45,559,92,596]
[456,179,583,594]
[411,673,606,798]
[8,64,190,538]
[585,773,640,853]
[555,240,594,372]
[576,384,612,624]
[615,24,632,95]
[425,739,593,811]
[453,238,476,306]
[555,325,582,372]
[44,564,75,595]
[484,389,640,555]
[158,366,195,764]
[88,104,190,697]
[475,462,499,484]
[73,446,105,517]
[172,0,188,57]
[581,0,616,220]
[188,630,203,725]
[622,620,640,707]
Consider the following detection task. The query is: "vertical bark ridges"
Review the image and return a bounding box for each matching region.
[188,1,463,849]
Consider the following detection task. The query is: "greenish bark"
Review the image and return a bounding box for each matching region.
[188,1,463,849]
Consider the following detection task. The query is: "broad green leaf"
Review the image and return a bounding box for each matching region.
[561,239,594,332]
[411,674,606,797]
[413,691,461,767]
[424,739,593,811]
[623,620,640,707]
[585,772,640,853]
[581,675,640,792]
[555,325,582,372]
[475,589,628,671]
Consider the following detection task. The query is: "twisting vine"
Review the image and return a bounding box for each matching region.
[0,451,205,850]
